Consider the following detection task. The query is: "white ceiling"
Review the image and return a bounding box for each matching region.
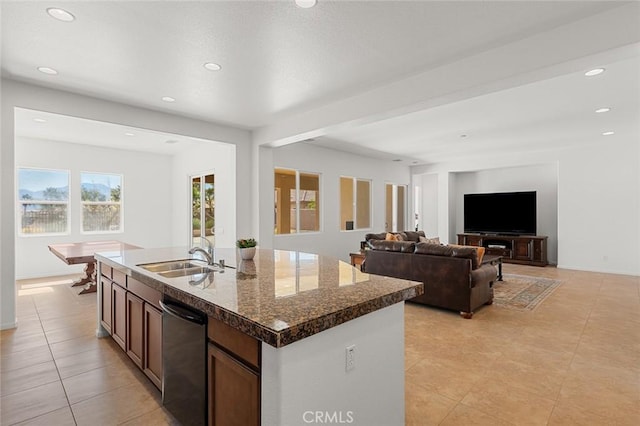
[14,108,214,155]
[2,1,639,162]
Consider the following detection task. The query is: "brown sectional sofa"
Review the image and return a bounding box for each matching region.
[363,232,497,318]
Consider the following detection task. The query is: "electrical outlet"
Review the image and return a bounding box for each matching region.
[346,345,356,372]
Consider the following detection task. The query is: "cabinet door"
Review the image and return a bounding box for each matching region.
[126,293,144,368]
[100,278,112,334]
[112,283,127,350]
[532,239,546,263]
[143,303,162,389]
[466,235,483,246]
[208,344,260,426]
[513,239,532,261]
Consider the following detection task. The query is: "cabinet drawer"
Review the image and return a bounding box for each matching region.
[113,269,127,288]
[128,277,161,310]
[100,263,113,279]
[208,317,260,370]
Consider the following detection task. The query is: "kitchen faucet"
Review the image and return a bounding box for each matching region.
[189,247,214,265]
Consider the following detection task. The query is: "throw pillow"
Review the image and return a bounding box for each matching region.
[419,236,440,245]
[385,232,404,241]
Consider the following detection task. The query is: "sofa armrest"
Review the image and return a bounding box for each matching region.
[470,264,497,288]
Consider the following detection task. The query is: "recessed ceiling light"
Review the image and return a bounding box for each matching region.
[46,8,75,22]
[124,132,135,136]
[585,68,605,77]
[460,134,468,138]
[33,118,47,123]
[161,96,176,103]
[602,131,615,136]
[203,62,222,71]
[392,159,402,162]
[165,140,179,144]
[595,107,611,113]
[37,66,58,75]
[295,0,317,8]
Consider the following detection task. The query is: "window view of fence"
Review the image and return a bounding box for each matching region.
[18,168,70,235]
[81,172,122,233]
[274,168,321,234]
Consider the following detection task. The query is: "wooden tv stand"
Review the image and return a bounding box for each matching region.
[457,233,548,266]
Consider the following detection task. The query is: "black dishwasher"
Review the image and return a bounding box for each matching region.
[160,296,207,426]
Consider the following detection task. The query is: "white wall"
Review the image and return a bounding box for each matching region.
[15,138,174,279]
[412,136,639,276]
[418,173,439,238]
[171,141,237,249]
[557,140,639,275]
[454,164,559,264]
[262,303,405,426]
[259,143,410,262]
[1,78,251,329]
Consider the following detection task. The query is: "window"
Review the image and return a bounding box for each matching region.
[274,168,320,234]
[385,183,407,232]
[190,173,215,247]
[18,168,69,235]
[340,177,371,230]
[81,172,122,233]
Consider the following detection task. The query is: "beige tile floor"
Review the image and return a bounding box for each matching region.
[1,265,638,425]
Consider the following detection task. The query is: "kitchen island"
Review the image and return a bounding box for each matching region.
[95,247,422,426]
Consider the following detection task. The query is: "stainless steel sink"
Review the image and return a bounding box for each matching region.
[138,260,223,279]
[158,267,214,278]
[138,260,202,273]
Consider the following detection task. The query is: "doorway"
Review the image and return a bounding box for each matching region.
[190,173,215,248]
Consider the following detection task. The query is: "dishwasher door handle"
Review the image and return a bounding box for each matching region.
[159,300,206,325]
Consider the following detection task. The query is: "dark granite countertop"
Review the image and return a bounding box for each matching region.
[95,247,423,348]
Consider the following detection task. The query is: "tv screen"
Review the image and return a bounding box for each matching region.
[464,191,537,235]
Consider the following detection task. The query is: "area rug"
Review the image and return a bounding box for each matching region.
[493,274,562,311]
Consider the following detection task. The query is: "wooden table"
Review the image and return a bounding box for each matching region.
[48,241,140,294]
[350,252,366,271]
[482,254,503,281]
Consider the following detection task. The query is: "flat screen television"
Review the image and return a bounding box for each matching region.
[464,191,537,235]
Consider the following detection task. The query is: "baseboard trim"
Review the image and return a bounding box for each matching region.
[557,264,640,277]
[1,321,17,330]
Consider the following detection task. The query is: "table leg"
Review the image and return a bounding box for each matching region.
[497,259,503,281]
[78,261,97,294]
[72,261,96,287]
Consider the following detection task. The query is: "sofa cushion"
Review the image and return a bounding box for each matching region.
[415,242,481,269]
[403,231,425,242]
[419,236,440,245]
[368,240,416,253]
[415,242,453,256]
[449,244,485,268]
[365,232,387,241]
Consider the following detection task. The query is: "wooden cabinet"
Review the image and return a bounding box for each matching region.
[457,233,548,266]
[208,344,260,426]
[112,283,127,350]
[143,303,163,389]
[126,292,144,368]
[207,316,260,425]
[100,277,112,334]
[98,263,163,391]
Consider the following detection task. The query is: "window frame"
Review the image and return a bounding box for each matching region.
[274,168,322,236]
[80,171,124,235]
[339,176,372,232]
[17,167,71,237]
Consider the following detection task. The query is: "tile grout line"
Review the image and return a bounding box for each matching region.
[31,285,79,426]
[543,276,602,425]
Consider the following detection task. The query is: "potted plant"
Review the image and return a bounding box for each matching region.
[236,238,257,260]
